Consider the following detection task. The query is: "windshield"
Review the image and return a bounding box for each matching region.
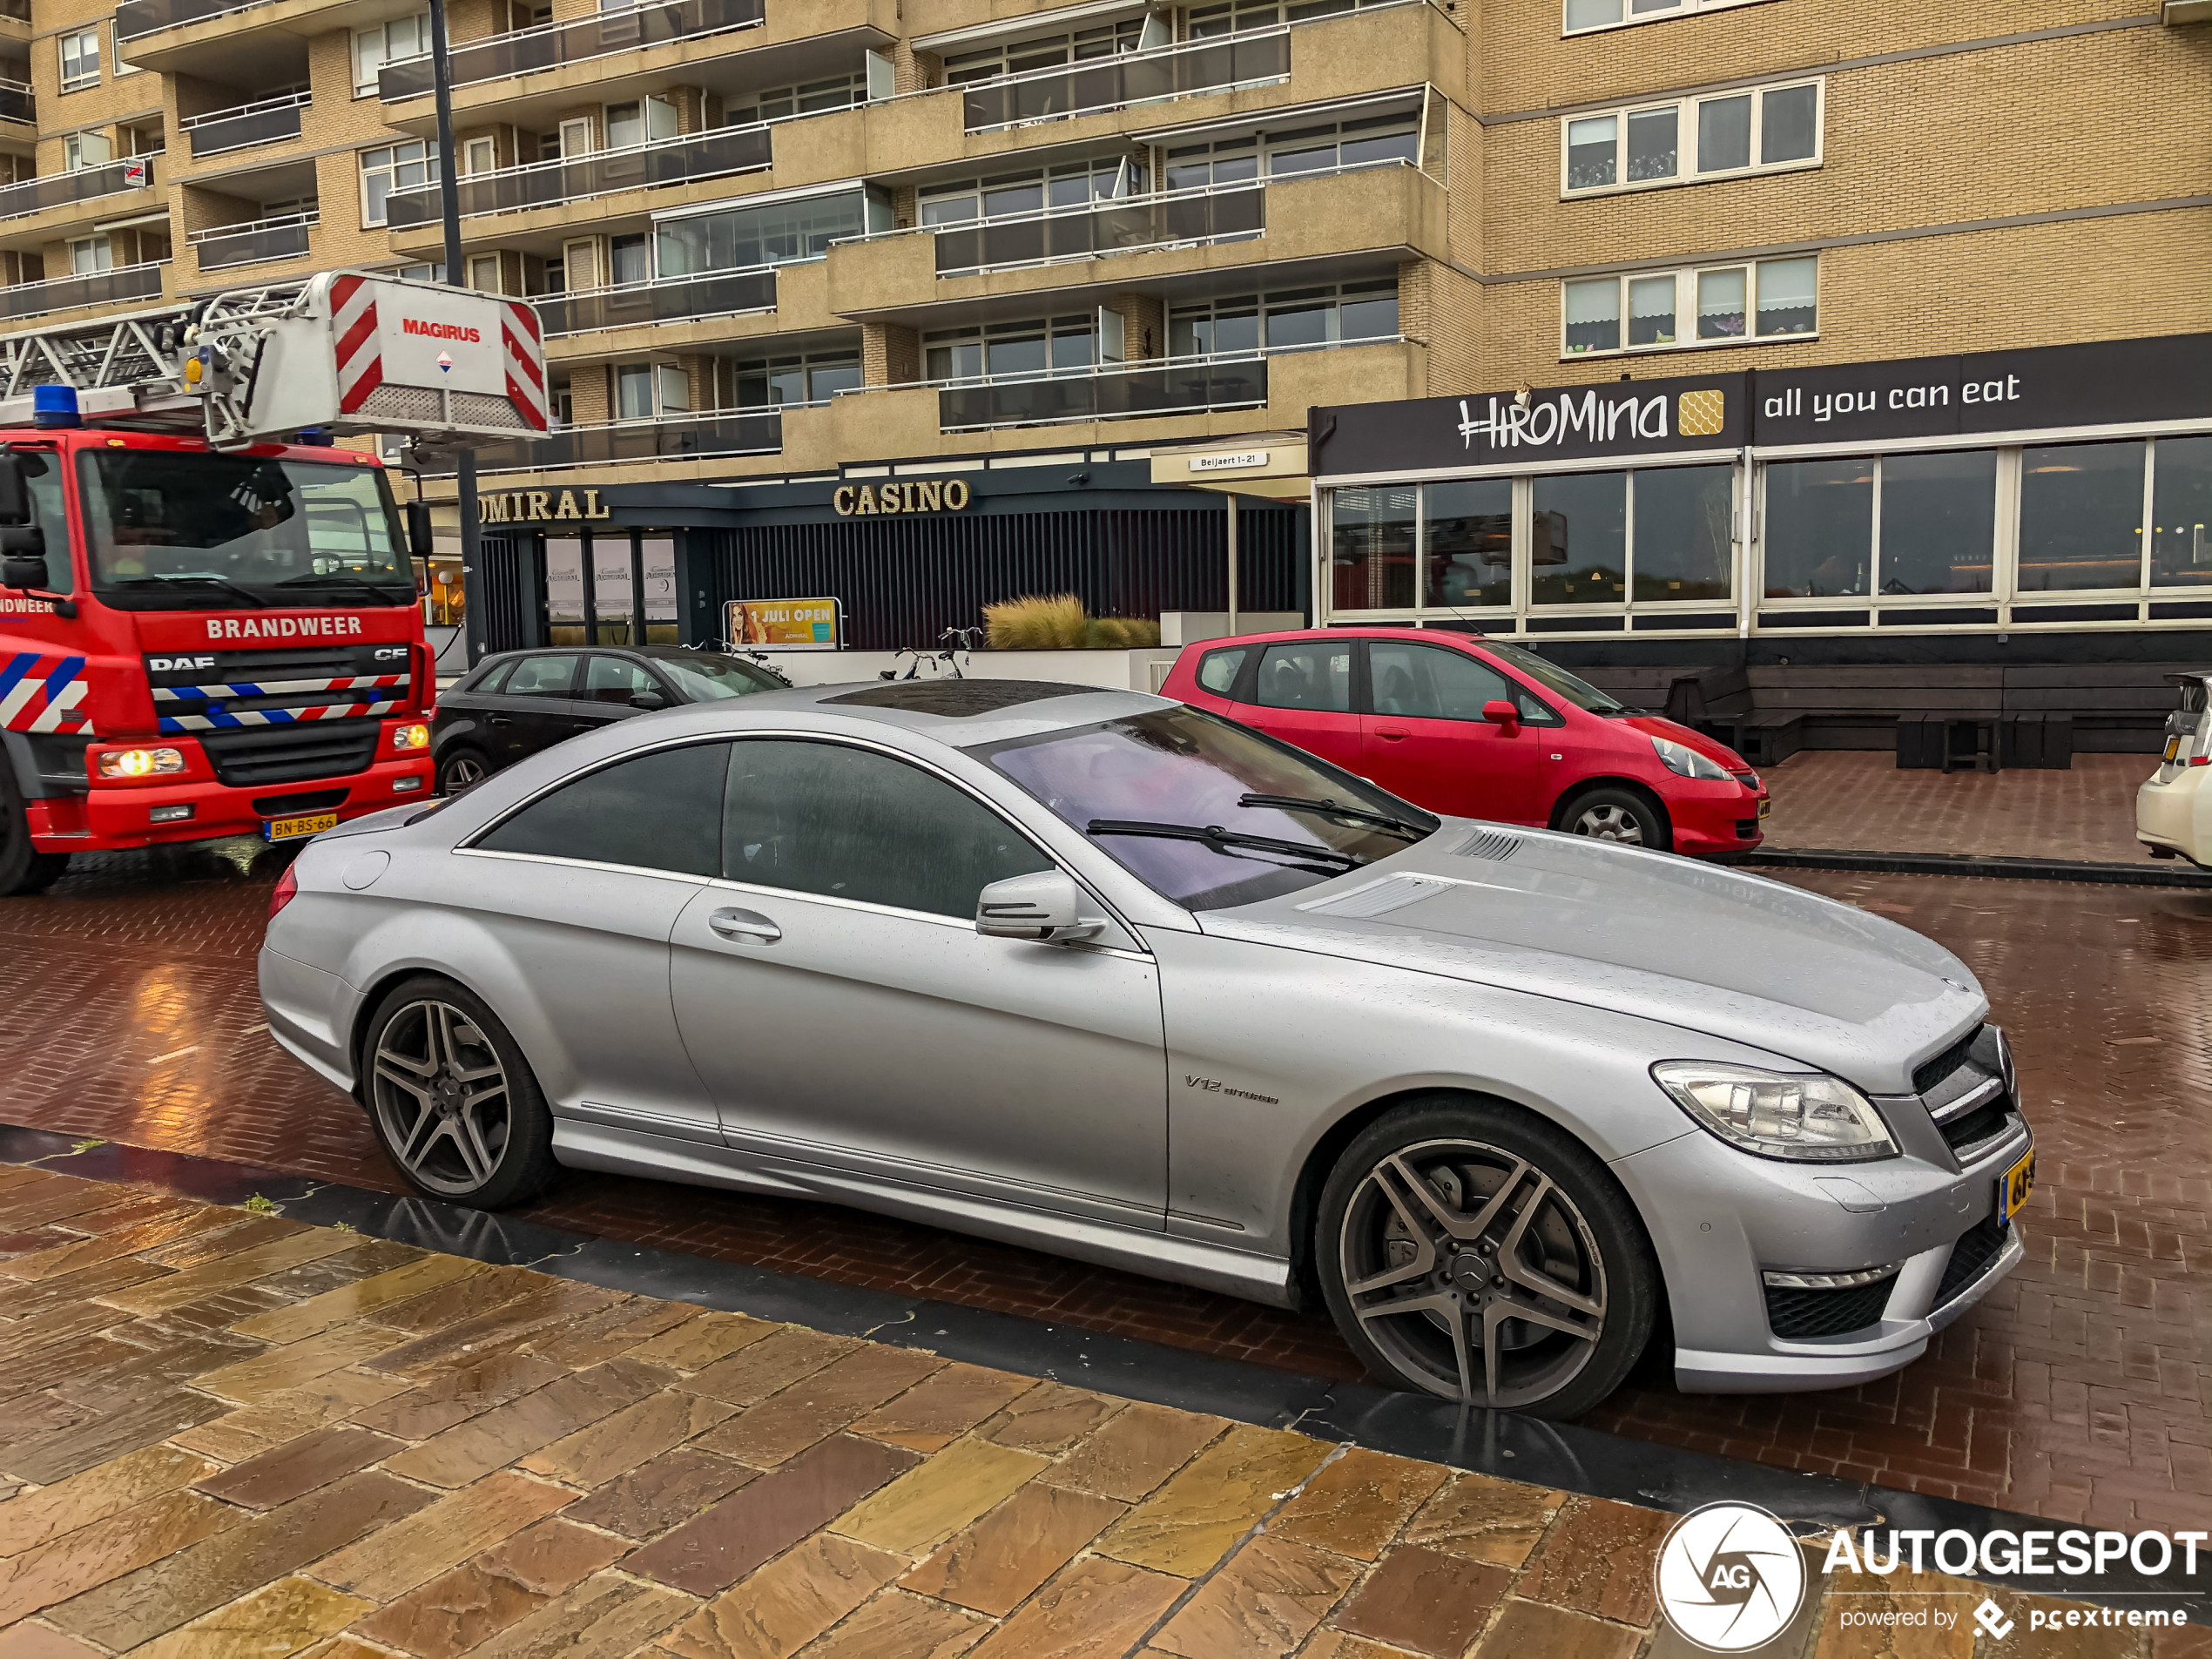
[80,450,413,610]
[653,652,785,699]
[982,705,1433,912]
[1481,640,1632,715]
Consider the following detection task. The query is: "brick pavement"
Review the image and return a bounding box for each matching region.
[0,1176,2181,1659]
[1760,752,2155,865]
[0,843,2206,1534]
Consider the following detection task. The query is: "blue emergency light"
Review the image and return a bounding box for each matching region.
[31,385,80,429]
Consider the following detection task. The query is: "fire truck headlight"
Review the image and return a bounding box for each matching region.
[394,724,431,752]
[98,747,185,779]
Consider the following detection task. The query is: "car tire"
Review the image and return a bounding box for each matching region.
[1316,1095,1658,1420]
[435,746,492,797]
[360,974,558,1210]
[1559,786,1669,852]
[0,767,68,898]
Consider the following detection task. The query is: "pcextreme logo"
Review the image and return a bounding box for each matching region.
[1654,1502,1807,1652]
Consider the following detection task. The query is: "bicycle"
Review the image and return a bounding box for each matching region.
[880,627,981,681]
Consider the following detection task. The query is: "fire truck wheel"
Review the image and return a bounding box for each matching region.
[361,974,558,1209]
[0,769,68,898]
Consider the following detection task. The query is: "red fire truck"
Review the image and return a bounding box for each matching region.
[0,271,546,895]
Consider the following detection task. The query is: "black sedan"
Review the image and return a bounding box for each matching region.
[430,645,787,794]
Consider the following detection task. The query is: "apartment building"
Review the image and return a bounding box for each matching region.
[0,0,2205,659]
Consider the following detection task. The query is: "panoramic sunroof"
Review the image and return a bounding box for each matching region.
[821,679,1097,717]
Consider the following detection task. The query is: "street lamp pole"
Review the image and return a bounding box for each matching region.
[426,0,484,667]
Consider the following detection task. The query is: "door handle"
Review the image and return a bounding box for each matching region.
[707,907,780,945]
[487,714,511,727]
[1375,728,1408,741]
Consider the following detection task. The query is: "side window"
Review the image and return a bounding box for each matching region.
[470,659,516,695]
[1371,644,1514,721]
[583,655,658,705]
[722,739,1053,919]
[477,743,727,874]
[1196,645,1247,697]
[504,654,579,698]
[1254,642,1351,712]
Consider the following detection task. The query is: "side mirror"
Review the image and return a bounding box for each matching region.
[1481,698,1521,728]
[1,549,48,593]
[629,690,669,711]
[404,500,435,560]
[976,869,1103,944]
[0,453,30,527]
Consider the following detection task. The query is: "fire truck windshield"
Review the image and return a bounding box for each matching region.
[78,450,415,610]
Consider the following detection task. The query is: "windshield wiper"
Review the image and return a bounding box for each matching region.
[1238,793,1429,840]
[1087,819,1365,873]
[109,574,267,608]
[272,572,413,605]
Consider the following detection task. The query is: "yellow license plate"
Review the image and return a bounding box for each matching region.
[264,812,338,842]
[1758,798,1772,818]
[1997,1148,2034,1228]
[2167,737,2182,763]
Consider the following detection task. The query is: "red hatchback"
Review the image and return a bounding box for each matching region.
[1161,628,1769,857]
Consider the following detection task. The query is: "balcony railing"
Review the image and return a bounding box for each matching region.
[428,408,782,474]
[387,125,770,226]
[191,211,314,272]
[182,90,307,158]
[925,351,1270,432]
[0,156,159,224]
[380,0,763,99]
[116,0,269,41]
[0,259,165,321]
[540,265,775,337]
[961,28,1290,133]
[927,181,1263,276]
[0,79,31,125]
[0,0,28,19]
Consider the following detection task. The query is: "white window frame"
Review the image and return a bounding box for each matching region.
[1560,78,1823,199]
[1562,0,1775,37]
[111,22,142,75]
[61,130,111,172]
[354,12,430,98]
[69,234,112,275]
[359,138,436,228]
[57,29,100,91]
[1560,254,1818,360]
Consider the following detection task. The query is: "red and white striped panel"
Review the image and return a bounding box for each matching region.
[333,273,382,416]
[502,299,547,433]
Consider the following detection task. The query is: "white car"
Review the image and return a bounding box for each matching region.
[2137,671,2212,868]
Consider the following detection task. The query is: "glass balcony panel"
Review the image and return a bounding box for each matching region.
[0,82,32,125]
[0,260,164,321]
[429,408,781,473]
[0,0,29,19]
[932,184,1265,275]
[390,125,770,225]
[117,0,266,40]
[0,157,158,223]
[936,354,1266,430]
[192,214,311,271]
[538,266,775,335]
[379,0,764,98]
[962,29,1289,132]
[185,96,304,158]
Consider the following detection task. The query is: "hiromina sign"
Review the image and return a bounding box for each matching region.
[833,479,973,516]
[476,488,611,525]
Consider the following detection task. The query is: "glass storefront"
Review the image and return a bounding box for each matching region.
[544,531,680,645]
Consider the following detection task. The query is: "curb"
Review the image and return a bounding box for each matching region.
[1736,847,2212,889]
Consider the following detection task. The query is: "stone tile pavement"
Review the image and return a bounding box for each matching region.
[0,1168,2183,1659]
[1759,752,2155,865]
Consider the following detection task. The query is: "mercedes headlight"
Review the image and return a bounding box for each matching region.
[1649,734,1731,781]
[1652,1062,1898,1162]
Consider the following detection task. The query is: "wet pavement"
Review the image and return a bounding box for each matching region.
[1760,752,2156,865]
[0,839,2206,1537]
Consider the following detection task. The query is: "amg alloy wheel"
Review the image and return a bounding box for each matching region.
[362,977,556,1207]
[1318,1101,1656,1418]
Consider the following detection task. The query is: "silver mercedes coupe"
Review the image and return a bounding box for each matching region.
[260,679,2030,1418]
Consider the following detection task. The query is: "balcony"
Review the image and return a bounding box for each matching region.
[961,28,1290,134]
[929,182,1263,277]
[0,260,165,322]
[429,408,782,475]
[0,78,30,126]
[541,266,775,338]
[930,351,1270,433]
[182,90,307,160]
[0,0,27,18]
[116,0,270,40]
[379,0,763,101]
[191,210,313,273]
[389,125,770,226]
[0,157,158,226]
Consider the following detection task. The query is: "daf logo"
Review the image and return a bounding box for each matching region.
[149,655,216,671]
[372,646,408,661]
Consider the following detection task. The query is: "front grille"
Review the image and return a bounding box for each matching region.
[1913,1025,1983,1096]
[250,788,350,817]
[1935,1215,2010,1307]
[200,719,381,788]
[1736,818,1759,839]
[1941,1102,2017,1158]
[1765,1275,1898,1339]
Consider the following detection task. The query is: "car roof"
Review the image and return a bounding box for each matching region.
[1190,626,1493,646]
[633,678,1176,749]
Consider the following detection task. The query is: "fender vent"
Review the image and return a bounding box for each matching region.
[1450,827,1521,861]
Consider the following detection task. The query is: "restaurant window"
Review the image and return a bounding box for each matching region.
[1562,257,1814,356]
[1531,472,1625,605]
[1525,466,1733,608]
[1562,79,1818,196]
[1564,0,1765,34]
[1425,477,1513,607]
[2017,442,2148,593]
[723,74,862,125]
[1330,486,1417,610]
[2150,435,2212,590]
[1762,450,1997,600]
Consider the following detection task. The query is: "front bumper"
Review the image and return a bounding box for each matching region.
[1616,1111,2030,1394]
[30,754,432,851]
[1670,787,1770,859]
[2136,766,2210,866]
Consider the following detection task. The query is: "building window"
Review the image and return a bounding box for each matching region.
[723,75,861,125]
[724,351,860,408]
[111,22,142,74]
[69,235,112,275]
[919,160,1127,226]
[360,140,438,226]
[467,253,503,293]
[1562,80,1818,195]
[58,30,99,90]
[942,21,1142,86]
[1564,0,1768,36]
[2150,435,2212,590]
[925,316,1096,381]
[1763,450,1998,601]
[2018,442,2148,594]
[616,363,689,421]
[605,96,677,150]
[355,12,429,96]
[1170,280,1398,356]
[1165,110,1417,189]
[395,261,446,282]
[1187,0,1399,34]
[61,131,111,172]
[1561,256,1814,356]
[657,190,866,275]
